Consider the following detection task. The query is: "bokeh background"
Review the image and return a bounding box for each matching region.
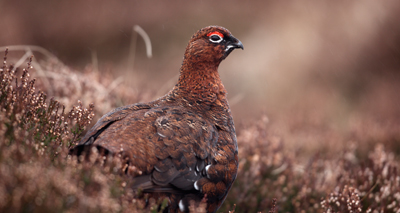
[1,1,400,211]
[4,0,400,151]
[2,1,400,117]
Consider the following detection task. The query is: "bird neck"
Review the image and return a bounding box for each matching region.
[175,61,228,105]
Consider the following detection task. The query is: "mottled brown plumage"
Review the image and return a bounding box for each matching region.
[70,26,243,213]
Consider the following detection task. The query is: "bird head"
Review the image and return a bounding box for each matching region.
[184,26,244,64]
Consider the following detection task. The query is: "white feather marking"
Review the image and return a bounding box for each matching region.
[179,200,185,212]
[225,44,235,51]
[194,180,200,190]
[205,165,212,179]
[157,132,166,137]
[205,165,211,172]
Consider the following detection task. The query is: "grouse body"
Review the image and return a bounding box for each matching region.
[70,26,243,213]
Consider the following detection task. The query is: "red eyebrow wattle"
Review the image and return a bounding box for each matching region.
[207,31,224,38]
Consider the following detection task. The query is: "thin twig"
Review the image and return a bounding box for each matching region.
[12,51,31,71]
[127,26,138,73]
[134,25,152,58]
[91,50,99,73]
[0,45,58,60]
[105,76,125,96]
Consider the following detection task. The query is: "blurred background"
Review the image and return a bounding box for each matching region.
[2,1,400,212]
[1,0,400,153]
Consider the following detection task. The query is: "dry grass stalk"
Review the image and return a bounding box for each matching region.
[1,48,400,212]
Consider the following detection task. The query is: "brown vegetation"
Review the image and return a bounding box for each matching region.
[1,45,399,212]
[1,2,400,211]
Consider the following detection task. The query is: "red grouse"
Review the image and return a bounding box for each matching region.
[70,26,243,213]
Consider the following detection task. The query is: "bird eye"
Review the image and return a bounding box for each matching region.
[209,34,223,43]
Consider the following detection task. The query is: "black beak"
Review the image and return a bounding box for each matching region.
[228,35,244,50]
[223,36,244,60]
[232,39,244,50]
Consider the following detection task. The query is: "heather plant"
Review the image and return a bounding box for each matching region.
[321,185,363,213]
[0,49,94,154]
[0,49,209,213]
[223,117,400,212]
[0,50,141,212]
[1,47,399,212]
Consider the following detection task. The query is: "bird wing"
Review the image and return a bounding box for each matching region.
[71,104,218,192]
[77,103,151,145]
